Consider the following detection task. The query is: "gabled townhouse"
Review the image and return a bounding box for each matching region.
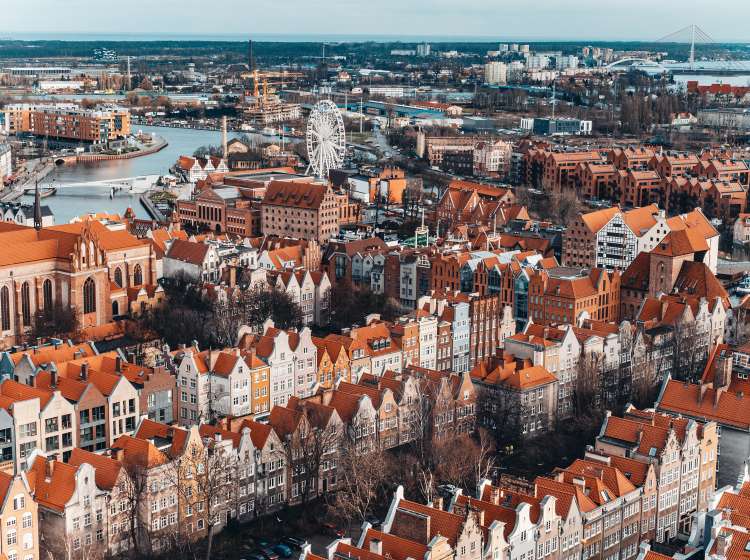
[505,324,581,419]
[534,457,644,560]
[163,239,222,283]
[420,293,472,373]
[172,346,210,426]
[65,448,131,557]
[242,349,271,417]
[268,397,343,503]
[595,407,718,540]
[336,380,401,449]
[226,417,287,512]
[323,333,370,383]
[349,320,403,378]
[34,369,108,453]
[451,480,572,560]
[273,268,331,326]
[379,486,484,560]
[656,344,746,489]
[27,450,110,560]
[0,470,38,560]
[404,366,478,438]
[197,423,258,522]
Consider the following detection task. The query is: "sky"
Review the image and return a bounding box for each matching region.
[4,0,750,42]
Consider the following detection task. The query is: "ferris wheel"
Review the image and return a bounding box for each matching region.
[306,99,346,179]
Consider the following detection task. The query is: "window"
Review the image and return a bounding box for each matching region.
[43,279,53,312]
[114,267,123,287]
[0,286,9,331]
[13,495,24,510]
[7,529,16,545]
[20,282,30,326]
[83,277,96,314]
[133,264,143,286]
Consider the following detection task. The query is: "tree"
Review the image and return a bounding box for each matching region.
[120,457,151,557]
[28,303,78,343]
[211,298,243,347]
[282,414,342,507]
[241,284,303,332]
[330,440,389,533]
[573,351,604,419]
[478,386,524,450]
[434,430,495,491]
[328,280,402,331]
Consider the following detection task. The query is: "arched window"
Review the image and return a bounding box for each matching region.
[43,279,53,313]
[112,301,119,317]
[21,282,30,326]
[83,277,96,314]
[133,264,143,286]
[114,267,123,288]
[0,286,9,331]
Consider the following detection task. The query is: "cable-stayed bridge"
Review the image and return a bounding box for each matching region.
[606,25,750,74]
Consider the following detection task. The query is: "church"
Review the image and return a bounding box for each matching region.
[0,194,157,348]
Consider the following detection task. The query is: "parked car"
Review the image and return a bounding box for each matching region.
[257,547,280,560]
[282,536,307,550]
[272,543,293,558]
[322,522,345,538]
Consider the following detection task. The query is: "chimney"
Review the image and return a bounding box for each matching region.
[716,530,732,557]
[80,362,89,381]
[490,486,501,505]
[49,364,57,388]
[46,459,55,478]
[715,349,732,389]
[369,539,382,556]
[115,356,122,373]
[222,116,228,160]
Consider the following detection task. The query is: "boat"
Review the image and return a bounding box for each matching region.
[737,274,750,295]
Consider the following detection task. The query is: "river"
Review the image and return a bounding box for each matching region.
[28,125,292,223]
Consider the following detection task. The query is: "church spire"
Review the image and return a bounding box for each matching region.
[33,179,42,231]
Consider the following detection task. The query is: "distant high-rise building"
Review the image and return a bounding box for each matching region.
[484,61,508,85]
[510,43,519,51]
[499,43,509,52]
[417,43,431,57]
[519,44,530,53]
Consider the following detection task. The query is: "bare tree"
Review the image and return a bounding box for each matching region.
[282,415,342,506]
[119,458,151,557]
[573,351,604,418]
[477,386,524,450]
[434,430,496,491]
[329,439,389,533]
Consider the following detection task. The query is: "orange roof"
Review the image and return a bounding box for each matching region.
[0,379,53,408]
[27,456,77,512]
[134,419,189,458]
[658,379,750,430]
[112,435,168,468]
[397,499,465,547]
[262,181,329,210]
[67,448,122,490]
[360,528,428,560]
[651,229,708,257]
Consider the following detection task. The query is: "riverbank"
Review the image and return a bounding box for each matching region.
[76,135,168,162]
